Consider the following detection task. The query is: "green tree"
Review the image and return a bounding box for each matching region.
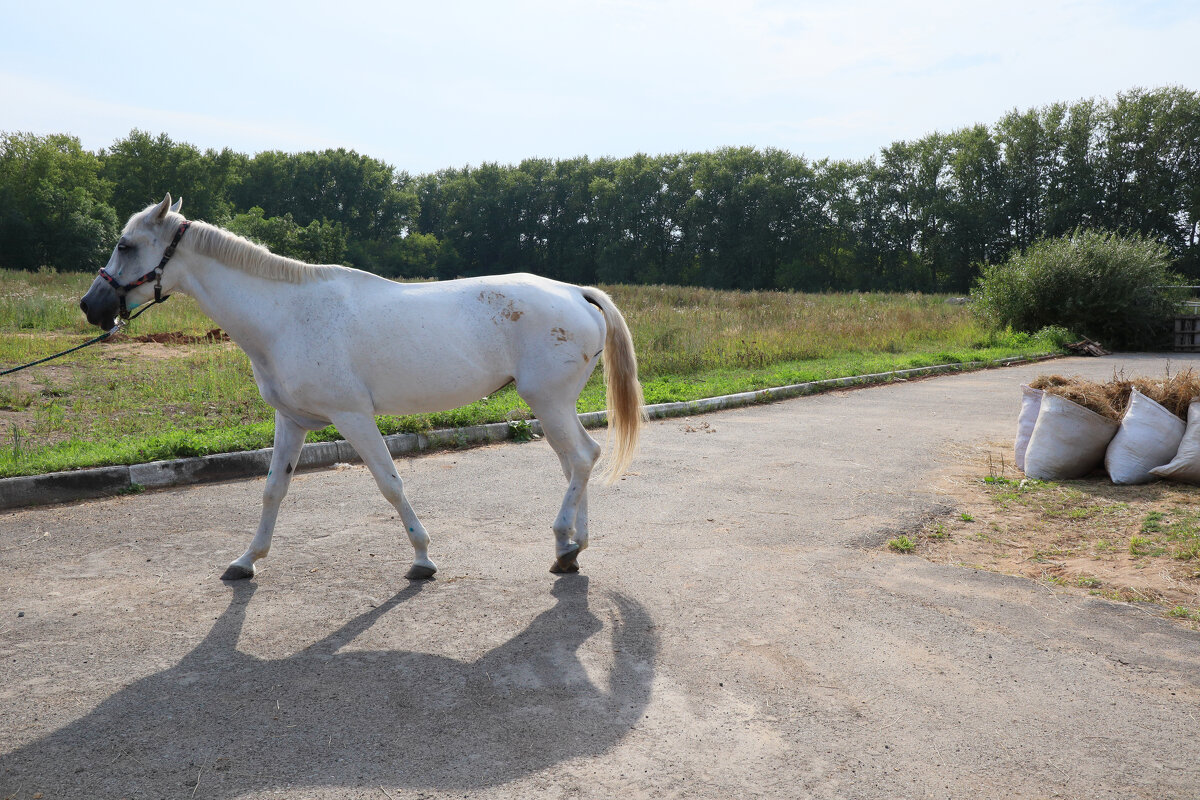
[943,125,1009,289]
[226,207,348,265]
[101,129,241,223]
[1098,88,1200,276]
[0,132,118,271]
[232,148,416,242]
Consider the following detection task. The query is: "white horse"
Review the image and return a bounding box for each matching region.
[79,194,644,580]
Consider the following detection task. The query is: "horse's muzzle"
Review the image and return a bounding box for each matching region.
[79,278,119,330]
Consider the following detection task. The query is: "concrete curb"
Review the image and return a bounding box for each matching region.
[0,353,1059,511]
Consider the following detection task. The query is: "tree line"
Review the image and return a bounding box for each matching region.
[1,86,1196,292]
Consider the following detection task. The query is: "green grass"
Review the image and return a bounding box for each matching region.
[1135,508,1200,562]
[0,269,1064,478]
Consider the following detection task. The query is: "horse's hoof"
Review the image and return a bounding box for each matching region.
[550,546,581,574]
[406,563,437,580]
[221,563,255,581]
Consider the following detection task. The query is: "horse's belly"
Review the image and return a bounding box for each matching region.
[368,368,513,415]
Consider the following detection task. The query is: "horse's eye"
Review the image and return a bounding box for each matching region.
[117,241,133,252]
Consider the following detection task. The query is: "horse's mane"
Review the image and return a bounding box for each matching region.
[150,212,347,285]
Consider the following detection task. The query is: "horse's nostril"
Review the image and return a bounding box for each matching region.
[80,299,89,313]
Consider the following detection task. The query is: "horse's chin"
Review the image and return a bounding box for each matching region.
[99,315,117,331]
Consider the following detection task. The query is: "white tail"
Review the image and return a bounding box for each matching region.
[581,288,646,482]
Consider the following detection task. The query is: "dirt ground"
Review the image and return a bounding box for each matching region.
[918,447,1200,618]
[2,353,1199,799]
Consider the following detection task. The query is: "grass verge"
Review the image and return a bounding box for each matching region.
[1,270,1066,478]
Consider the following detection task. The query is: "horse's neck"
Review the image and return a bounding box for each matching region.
[177,257,309,355]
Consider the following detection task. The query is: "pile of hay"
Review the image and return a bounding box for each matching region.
[1030,368,1200,421]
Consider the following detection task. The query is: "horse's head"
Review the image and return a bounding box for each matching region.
[79,192,185,329]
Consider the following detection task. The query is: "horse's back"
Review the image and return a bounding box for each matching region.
[337,272,605,415]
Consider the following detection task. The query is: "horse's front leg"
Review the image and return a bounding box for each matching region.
[329,412,437,580]
[221,412,308,581]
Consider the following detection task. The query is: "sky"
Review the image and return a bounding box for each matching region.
[1,0,1197,175]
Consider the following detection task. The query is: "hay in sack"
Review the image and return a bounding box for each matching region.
[1023,391,1118,479]
[1022,369,1200,483]
[1104,389,1185,484]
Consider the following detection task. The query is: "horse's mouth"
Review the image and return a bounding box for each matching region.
[81,304,117,331]
[79,280,120,330]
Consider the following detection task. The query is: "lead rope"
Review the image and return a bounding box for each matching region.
[1,320,126,376]
[4,220,187,377]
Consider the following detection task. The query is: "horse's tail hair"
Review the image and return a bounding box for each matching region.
[582,287,645,482]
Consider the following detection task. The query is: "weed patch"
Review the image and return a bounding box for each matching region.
[903,445,1200,627]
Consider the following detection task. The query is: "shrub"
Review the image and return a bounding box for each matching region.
[971,229,1185,350]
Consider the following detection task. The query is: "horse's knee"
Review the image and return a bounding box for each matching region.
[263,483,287,507]
[406,524,430,549]
[377,474,407,508]
[552,517,575,540]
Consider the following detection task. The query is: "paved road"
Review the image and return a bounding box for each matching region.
[2,354,1198,799]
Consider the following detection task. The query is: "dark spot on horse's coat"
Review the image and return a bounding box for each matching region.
[286,463,293,474]
[551,327,572,343]
[483,291,523,323]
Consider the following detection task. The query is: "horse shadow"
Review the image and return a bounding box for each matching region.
[0,577,656,797]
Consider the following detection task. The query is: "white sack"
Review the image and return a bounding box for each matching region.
[1150,398,1200,485]
[1023,393,1119,480]
[1014,384,1043,472]
[1104,389,1186,485]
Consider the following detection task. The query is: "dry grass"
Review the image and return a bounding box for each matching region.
[1031,368,1200,420]
[607,285,1000,377]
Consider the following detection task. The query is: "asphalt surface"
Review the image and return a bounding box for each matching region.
[1,353,1198,799]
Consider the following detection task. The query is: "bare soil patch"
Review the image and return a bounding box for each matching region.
[102,327,229,346]
[911,443,1200,626]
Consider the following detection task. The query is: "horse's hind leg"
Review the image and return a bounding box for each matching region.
[330,412,437,580]
[222,411,308,580]
[550,446,591,552]
[523,395,601,574]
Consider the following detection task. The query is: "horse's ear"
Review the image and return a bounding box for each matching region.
[152,193,173,220]
[169,196,183,214]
